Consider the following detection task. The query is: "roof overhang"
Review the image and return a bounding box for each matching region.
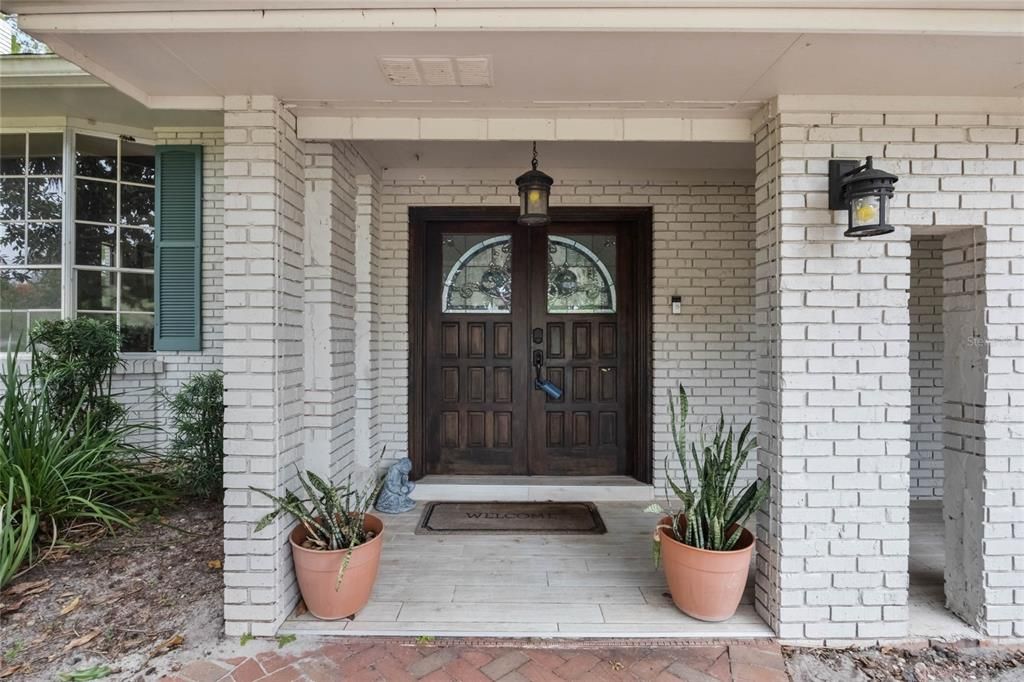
[6,2,1023,138]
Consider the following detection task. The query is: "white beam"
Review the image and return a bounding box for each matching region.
[296,115,755,142]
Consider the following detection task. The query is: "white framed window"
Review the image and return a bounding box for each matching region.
[0,127,156,353]
[73,132,156,352]
[0,130,65,347]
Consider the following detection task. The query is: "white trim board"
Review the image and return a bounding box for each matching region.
[297,116,754,142]
[18,7,1024,36]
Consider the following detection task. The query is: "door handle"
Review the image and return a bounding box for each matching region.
[533,349,563,399]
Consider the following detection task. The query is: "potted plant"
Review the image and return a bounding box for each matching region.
[254,469,384,620]
[646,386,770,622]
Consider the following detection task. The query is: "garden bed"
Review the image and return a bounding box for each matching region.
[786,640,1024,681]
[0,500,223,681]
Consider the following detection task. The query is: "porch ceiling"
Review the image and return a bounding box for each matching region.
[16,21,1024,114]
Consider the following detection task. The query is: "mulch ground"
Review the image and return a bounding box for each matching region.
[0,500,224,681]
[785,641,1024,681]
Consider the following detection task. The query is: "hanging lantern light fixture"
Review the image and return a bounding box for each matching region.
[515,141,554,227]
[828,155,899,238]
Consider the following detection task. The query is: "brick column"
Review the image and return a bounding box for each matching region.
[979,224,1024,638]
[303,142,360,481]
[944,225,1024,637]
[753,104,912,642]
[354,171,381,469]
[221,95,306,637]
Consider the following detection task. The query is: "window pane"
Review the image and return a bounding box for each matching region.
[27,222,62,265]
[0,311,28,351]
[75,223,116,267]
[441,234,512,313]
[120,184,154,226]
[27,177,62,220]
[120,313,154,352]
[0,268,62,310]
[76,269,117,311]
[121,141,155,184]
[547,234,616,314]
[28,133,63,175]
[0,178,25,220]
[0,134,25,176]
[75,134,117,179]
[0,223,26,265]
[120,272,154,312]
[76,179,116,223]
[120,227,154,269]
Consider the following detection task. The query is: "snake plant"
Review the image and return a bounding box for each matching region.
[252,455,385,588]
[647,386,770,556]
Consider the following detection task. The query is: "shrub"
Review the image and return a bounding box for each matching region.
[647,386,770,553]
[167,370,225,499]
[29,318,125,434]
[0,349,168,539]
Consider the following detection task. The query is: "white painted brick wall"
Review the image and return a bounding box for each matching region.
[302,141,360,482]
[754,104,1024,642]
[222,96,306,637]
[910,236,944,499]
[110,129,224,451]
[373,170,758,490]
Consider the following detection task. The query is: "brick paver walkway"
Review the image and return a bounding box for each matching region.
[163,638,789,682]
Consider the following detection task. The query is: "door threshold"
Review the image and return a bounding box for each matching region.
[411,475,654,502]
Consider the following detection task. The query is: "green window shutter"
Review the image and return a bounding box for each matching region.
[155,145,202,352]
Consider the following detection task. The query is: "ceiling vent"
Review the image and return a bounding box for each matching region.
[378,56,492,87]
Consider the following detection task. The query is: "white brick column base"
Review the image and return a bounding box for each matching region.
[222,95,306,638]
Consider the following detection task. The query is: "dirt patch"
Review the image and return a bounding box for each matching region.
[0,500,224,681]
[786,641,1024,682]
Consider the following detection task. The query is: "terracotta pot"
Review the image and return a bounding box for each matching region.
[658,516,754,622]
[289,514,384,620]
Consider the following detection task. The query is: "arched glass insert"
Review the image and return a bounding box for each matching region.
[441,233,512,313]
[547,234,616,313]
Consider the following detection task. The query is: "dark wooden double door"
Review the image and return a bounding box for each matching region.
[411,208,651,480]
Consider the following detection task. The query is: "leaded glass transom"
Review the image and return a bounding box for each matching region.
[547,235,616,314]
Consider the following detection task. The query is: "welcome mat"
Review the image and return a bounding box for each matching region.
[415,501,606,535]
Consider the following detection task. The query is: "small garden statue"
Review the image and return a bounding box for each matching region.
[375,458,416,513]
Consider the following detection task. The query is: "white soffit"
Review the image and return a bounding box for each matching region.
[18,29,1024,115]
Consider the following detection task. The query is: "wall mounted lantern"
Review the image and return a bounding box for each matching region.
[516,141,554,227]
[828,155,898,238]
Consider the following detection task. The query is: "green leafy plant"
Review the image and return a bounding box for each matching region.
[0,348,168,538]
[166,371,225,499]
[647,386,770,556]
[29,318,125,434]
[252,457,385,588]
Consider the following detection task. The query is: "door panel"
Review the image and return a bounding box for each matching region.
[423,224,529,475]
[528,224,633,477]
[417,211,645,478]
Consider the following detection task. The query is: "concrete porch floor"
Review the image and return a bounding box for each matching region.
[279,501,977,641]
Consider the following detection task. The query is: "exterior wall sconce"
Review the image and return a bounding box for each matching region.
[516,141,554,227]
[828,155,898,237]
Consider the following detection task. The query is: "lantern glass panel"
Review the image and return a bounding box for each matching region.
[851,195,881,228]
